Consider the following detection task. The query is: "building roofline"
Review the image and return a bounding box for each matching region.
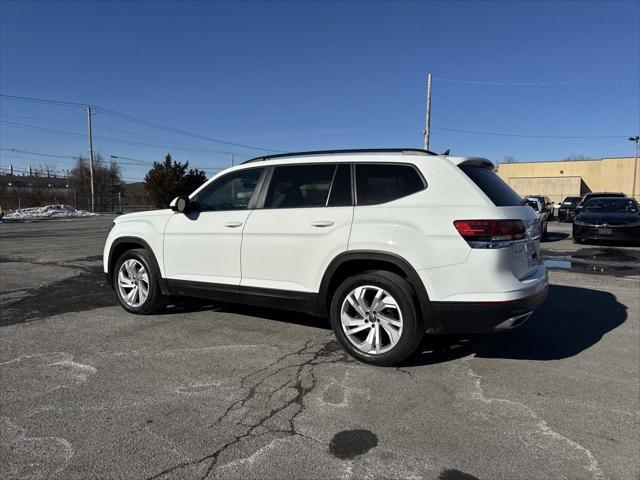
[498,156,634,165]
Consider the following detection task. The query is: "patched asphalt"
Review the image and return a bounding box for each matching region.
[0,216,638,480]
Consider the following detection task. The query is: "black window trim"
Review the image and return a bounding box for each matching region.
[254,162,355,210]
[324,164,339,207]
[190,166,267,212]
[353,162,427,207]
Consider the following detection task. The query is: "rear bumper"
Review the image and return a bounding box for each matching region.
[431,285,548,334]
[573,224,640,242]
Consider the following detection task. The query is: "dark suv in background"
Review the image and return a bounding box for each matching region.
[574,192,626,216]
[558,196,582,222]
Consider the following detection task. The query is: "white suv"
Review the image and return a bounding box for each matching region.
[104,149,548,366]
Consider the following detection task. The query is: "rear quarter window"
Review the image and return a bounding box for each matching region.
[459,165,523,207]
[355,163,425,206]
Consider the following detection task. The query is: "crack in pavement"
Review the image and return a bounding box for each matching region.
[145,336,353,480]
[458,356,607,480]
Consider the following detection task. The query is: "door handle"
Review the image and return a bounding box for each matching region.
[311,221,334,227]
[225,222,243,228]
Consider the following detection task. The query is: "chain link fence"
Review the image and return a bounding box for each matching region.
[0,191,155,213]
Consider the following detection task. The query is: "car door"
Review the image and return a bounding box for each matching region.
[241,163,353,293]
[163,167,264,285]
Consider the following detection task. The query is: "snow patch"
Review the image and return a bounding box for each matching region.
[3,204,97,220]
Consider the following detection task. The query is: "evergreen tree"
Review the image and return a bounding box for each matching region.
[144,154,207,207]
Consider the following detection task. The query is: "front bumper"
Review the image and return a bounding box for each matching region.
[431,285,549,334]
[573,224,640,243]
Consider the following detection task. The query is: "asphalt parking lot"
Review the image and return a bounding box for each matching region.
[1,216,638,480]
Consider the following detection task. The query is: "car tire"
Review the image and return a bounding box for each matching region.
[113,248,164,314]
[330,270,424,366]
[573,236,582,244]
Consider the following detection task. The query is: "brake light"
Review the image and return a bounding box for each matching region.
[454,219,526,244]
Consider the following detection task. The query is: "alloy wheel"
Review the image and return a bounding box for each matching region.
[117,259,149,308]
[340,285,403,355]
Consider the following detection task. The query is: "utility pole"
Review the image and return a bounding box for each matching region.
[230,153,235,167]
[423,73,432,151]
[630,136,639,201]
[86,105,95,212]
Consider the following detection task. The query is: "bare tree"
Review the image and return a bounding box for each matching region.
[564,154,594,161]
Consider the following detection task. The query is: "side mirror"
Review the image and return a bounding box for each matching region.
[170,196,190,213]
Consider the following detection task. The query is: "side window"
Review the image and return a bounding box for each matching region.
[192,168,263,211]
[327,163,352,207]
[264,164,336,209]
[355,163,425,206]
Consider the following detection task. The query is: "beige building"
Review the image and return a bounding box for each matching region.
[496,156,639,203]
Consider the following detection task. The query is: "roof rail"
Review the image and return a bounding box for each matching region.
[241,148,437,164]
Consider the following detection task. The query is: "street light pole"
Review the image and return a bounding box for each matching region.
[630,136,639,201]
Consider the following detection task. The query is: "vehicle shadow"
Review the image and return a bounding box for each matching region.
[162,297,331,330]
[162,284,626,366]
[541,232,569,242]
[580,239,640,248]
[404,284,627,366]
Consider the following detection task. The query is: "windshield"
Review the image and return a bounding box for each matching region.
[584,198,638,212]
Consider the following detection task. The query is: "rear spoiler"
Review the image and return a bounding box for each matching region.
[455,157,495,169]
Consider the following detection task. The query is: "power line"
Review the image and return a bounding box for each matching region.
[94,106,281,153]
[0,120,245,155]
[0,114,85,125]
[108,154,225,172]
[0,148,81,160]
[433,77,635,86]
[92,122,241,154]
[0,153,145,169]
[1,146,226,172]
[0,114,250,157]
[0,94,86,107]
[0,94,282,153]
[432,126,628,139]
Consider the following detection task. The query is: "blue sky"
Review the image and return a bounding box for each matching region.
[1,0,638,181]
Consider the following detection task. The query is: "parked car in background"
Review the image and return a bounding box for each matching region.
[574,191,626,216]
[557,196,582,222]
[573,197,640,244]
[525,197,549,238]
[527,195,554,220]
[104,148,548,366]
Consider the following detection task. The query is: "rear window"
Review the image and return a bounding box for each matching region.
[459,165,523,206]
[562,197,581,206]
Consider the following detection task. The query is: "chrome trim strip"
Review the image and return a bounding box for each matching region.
[467,237,536,249]
[575,222,639,228]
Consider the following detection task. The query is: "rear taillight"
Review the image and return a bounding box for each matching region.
[454,219,526,246]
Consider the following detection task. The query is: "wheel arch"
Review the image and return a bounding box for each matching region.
[317,251,440,333]
[107,236,170,295]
